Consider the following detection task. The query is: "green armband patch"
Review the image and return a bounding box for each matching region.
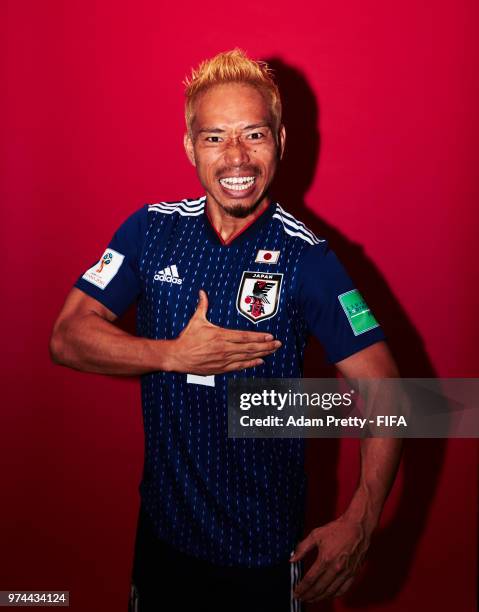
[338,289,379,336]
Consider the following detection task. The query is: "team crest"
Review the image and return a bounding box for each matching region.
[236,271,283,324]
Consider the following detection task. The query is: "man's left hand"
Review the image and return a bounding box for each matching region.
[290,516,371,603]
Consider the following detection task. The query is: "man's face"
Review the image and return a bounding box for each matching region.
[184,83,285,218]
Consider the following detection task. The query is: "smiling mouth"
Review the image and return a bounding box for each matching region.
[219,176,256,191]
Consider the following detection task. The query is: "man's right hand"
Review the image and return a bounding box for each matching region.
[169,290,281,375]
[50,287,281,377]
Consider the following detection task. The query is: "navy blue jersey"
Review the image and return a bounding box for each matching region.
[74,196,385,567]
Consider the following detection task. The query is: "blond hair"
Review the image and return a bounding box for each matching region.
[184,49,282,134]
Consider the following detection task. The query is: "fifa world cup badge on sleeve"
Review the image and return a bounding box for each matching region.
[82,248,125,290]
[338,289,379,335]
[236,271,283,324]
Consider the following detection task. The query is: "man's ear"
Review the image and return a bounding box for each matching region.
[278,124,286,160]
[184,132,196,167]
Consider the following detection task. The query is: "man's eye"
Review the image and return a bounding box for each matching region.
[206,136,222,143]
[247,132,265,140]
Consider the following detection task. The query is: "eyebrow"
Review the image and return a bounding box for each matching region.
[197,123,272,135]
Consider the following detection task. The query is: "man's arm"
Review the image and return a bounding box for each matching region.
[291,341,403,603]
[335,341,402,548]
[49,288,282,376]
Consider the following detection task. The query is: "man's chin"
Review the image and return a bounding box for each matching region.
[218,197,264,219]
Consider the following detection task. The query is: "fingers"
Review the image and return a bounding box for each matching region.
[193,295,279,346]
[209,350,274,373]
[223,359,265,372]
[223,329,277,343]
[181,292,282,373]
[298,566,344,602]
[320,573,354,601]
[308,573,354,603]
[290,533,316,562]
[194,289,209,320]
[213,341,280,369]
[335,576,355,598]
[188,348,275,375]
[228,340,281,356]
[293,559,327,600]
[294,553,357,602]
[246,340,282,352]
[225,351,274,365]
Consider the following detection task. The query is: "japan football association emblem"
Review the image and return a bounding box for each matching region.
[236,271,283,324]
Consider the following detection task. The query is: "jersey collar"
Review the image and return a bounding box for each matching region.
[203,197,277,247]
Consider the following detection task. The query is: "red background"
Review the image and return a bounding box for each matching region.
[2,1,478,610]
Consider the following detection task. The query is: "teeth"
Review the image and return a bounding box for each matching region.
[220,176,255,190]
[221,182,253,191]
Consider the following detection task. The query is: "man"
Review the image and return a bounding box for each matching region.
[50,49,402,611]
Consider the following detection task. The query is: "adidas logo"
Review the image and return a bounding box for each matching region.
[154,264,183,284]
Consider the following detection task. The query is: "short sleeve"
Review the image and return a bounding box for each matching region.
[74,205,148,317]
[296,242,385,363]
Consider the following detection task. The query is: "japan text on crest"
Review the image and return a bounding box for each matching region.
[236,271,283,324]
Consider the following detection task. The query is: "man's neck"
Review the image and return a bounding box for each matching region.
[206,196,271,244]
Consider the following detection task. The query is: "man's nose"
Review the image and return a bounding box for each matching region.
[224,137,250,166]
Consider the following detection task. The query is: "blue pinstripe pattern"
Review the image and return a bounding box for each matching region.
[136,198,310,567]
